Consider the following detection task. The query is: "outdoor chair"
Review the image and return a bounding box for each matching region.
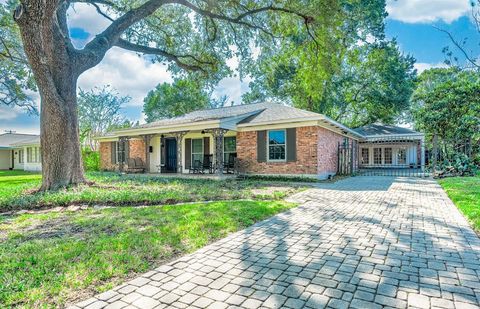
[224,153,237,174]
[202,154,214,174]
[189,159,203,174]
[126,157,146,173]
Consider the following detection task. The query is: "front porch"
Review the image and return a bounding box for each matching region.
[103,128,239,176]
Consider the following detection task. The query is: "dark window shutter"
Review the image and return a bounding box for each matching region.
[111,142,116,164]
[124,140,129,163]
[185,138,192,168]
[257,131,267,162]
[203,137,210,155]
[286,128,297,162]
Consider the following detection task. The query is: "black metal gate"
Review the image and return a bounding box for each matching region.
[337,140,357,176]
[338,136,430,177]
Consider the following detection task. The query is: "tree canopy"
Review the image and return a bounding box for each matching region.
[78,86,130,149]
[143,78,226,122]
[0,1,36,113]
[242,0,416,127]
[411,68,480,142]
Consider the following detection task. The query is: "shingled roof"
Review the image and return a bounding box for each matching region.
[353,124,420,136]
[0,133,39,149]
[136,102,321,129]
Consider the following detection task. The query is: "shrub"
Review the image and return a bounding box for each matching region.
[436,153,478,177]
[82,148,100,171]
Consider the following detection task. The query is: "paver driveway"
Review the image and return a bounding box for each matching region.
[71,177,480,309]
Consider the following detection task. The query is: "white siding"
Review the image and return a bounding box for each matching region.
[0,150,11,169]
[149,136,161,173]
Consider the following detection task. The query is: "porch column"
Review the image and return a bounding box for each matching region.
[420,137,425,171]
[142,134,154,173]
[172,131,188,173]
[210,128,228,175]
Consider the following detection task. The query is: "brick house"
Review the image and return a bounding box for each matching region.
[96,102,425,179]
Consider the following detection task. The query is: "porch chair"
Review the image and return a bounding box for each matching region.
[126,157,146,173]
[189,159,203,174]
[202,154,214,174]
[224,153,237,174]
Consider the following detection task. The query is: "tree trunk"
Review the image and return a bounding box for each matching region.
[15,1,86,190]
[38,76,86,191]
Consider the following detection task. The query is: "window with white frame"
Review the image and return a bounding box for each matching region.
[18,149,24,163]
[224,136,236,163]
[115,141,126,164]
[26,147,40,163]
[268,130,286,161]
[361,148,369,165]
[191,138,203,164]
[27,147,32,163]
[384,147,392,164]
[373,148,382,165]
[397,147,406,164]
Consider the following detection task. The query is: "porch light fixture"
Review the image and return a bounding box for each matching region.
[201,130,205,134]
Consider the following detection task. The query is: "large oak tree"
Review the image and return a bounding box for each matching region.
[6,0,345,190]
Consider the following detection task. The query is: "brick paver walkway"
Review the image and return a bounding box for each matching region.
[71,177,480,309]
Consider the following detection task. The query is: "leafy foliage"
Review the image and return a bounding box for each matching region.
[411,68,480,141]
[78,86,131,149]
[82,148,100,171]
[0,1,36,113]
[242,1,415,127]
[143,78,226,122]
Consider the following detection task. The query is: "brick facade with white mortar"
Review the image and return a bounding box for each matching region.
[237,126,350,176]
[99,139,146,171]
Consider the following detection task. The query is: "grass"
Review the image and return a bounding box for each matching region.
[0,200,296,307]
[438,173,480,232]
[0,171,302,212]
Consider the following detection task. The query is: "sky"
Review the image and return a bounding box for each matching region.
[1,0,479,134]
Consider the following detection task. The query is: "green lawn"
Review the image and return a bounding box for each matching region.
[0,171,301,212]
[0,200,296,307]
[438,174,480,232]
[0,170,299,307]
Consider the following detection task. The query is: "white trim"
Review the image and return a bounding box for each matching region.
[267,129,287,162]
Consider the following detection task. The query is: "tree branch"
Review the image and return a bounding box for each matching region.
[435,26,480,69]
[114,39,213,71]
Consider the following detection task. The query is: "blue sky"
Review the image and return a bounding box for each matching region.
[1,0,479,134]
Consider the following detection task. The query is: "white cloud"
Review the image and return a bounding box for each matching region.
[387,0,471,23]
[78,47,173,107]
[67,3,111,38]
[0,106,20,120]
[414,62,448,73]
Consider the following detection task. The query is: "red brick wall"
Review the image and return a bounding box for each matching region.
[237,126,352,177]
[237,126,319,174]
[99,142,116,171]
[317,127,350,176]
[129,139,146,162]
[99,139,146,171]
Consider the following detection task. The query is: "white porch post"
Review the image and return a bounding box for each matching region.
[420,136,425,171]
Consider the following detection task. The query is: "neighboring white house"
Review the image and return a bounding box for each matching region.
[0,132,41,172]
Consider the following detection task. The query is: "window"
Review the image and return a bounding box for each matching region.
[361,148,369,165]
[397,147,406,165]
[115,141,126,164]
[224,136,236,163]
[27,147,33,163]
[268,130,286,161]
[373,148,382,165]
[191,138,203,164]
[18,149,24,163]
[384,148,392,164]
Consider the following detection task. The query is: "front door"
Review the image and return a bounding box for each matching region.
[165,138,177,172]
